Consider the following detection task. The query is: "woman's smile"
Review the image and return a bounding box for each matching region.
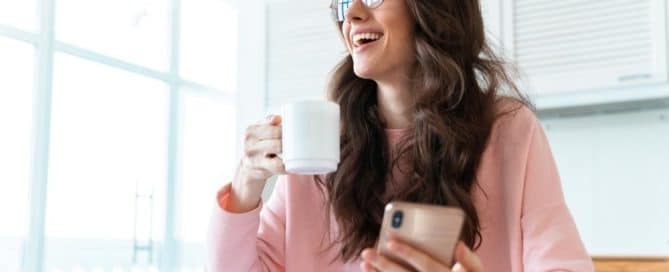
[351,31,384,53]
[352,32,383,46]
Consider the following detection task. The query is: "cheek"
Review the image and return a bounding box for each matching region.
[402,36,415,60]
[397,26,416,61]
[388,31,414,61]
[381,16,414,58]
[341,25,353,52]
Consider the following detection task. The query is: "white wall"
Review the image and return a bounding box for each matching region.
[235,0,267,160]
[543,107,669,256]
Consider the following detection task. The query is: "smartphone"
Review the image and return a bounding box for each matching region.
[377,201,465,269]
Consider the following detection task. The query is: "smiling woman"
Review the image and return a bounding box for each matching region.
[208,0,593,271]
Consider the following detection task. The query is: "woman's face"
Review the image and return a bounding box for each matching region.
[340,0,416,81]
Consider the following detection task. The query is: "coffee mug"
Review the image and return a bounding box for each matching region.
[281,100,340,175]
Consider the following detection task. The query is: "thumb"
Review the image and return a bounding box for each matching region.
[453,242,483,272]
[451,262,466,272]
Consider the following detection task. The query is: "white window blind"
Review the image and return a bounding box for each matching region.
[512,0,668,95]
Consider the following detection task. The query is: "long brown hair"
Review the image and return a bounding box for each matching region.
[318,0,533,262]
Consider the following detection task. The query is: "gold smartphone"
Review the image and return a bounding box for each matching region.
[377,201,465,269]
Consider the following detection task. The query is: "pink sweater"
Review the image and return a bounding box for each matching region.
[208,104,594,271]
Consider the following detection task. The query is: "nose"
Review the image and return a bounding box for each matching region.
[345,0,370,23]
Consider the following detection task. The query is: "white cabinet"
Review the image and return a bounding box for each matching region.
[500,0,669,109]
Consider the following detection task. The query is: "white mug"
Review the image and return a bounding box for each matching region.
[281,100,340,175]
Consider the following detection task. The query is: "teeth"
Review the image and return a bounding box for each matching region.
[353,32,383,46]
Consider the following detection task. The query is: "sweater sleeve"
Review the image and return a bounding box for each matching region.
[520,117,594,272]
[207,176,288,272]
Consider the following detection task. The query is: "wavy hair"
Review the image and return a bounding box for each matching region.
[318,0,534,262]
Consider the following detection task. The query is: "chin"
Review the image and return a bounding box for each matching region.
[353,64,378,80]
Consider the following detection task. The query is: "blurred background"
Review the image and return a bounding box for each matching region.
[0,0,668,271]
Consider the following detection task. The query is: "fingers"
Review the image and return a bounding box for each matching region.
[240,157,285,183]
[245,114,282,143]
[242,114,283,170]
[360,261,377,272]
[452,242,483,272]
[384,240,449,272]
[246,154,285,173]
[246,124,281,141]
[262,156,286,174]
[245,139,282,157]
[361,248,409,272]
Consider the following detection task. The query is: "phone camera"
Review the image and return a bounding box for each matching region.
[391,210,403,228]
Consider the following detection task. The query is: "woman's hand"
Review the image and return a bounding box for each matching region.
[228,115,286,213]
[360,240,483,272]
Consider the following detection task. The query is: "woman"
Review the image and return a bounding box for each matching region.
[208,0,594,271]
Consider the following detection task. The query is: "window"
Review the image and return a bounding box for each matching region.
[176,1,238,270]
[177,90,236,271]
[0,0,238,270]
[44,53,169,271]
[180,0,238,91]
[55,0,170,69]
[0,0,37,31]
[0,36,35,272]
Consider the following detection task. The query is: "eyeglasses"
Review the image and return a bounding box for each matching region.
[331,0,385,23]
